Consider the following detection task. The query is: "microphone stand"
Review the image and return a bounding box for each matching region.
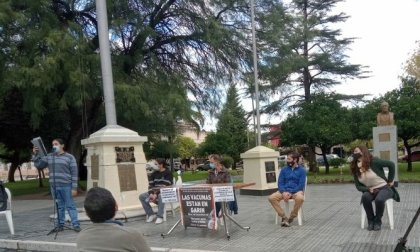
[46,151,75,239]
[394,205,420,252]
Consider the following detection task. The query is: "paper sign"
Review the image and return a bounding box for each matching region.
[160,187,178,203]
[212,186,234,202]
[179,187,216,230]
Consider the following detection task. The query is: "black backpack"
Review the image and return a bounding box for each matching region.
[0,181,8,211]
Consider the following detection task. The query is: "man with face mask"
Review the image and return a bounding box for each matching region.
[32,138,81,232]
[268,152,306,227]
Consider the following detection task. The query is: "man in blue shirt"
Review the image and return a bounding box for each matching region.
[268,152,306,227]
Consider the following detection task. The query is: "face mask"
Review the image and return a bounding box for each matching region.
[352,153,362,160]
[153,164,160,171]
[209,163,216,169]
[286,161,294,167]
[52,146,60,153]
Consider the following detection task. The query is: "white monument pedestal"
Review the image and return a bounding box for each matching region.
[240,146,279,196]
[81,125,149,210]
[373,125,399,186]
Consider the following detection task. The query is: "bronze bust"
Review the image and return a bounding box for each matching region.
[377,101,395,126]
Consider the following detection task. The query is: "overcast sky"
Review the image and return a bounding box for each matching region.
[203,0,420,131]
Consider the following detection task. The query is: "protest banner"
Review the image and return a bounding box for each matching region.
[179,187,216,230]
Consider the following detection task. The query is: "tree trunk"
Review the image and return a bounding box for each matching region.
[307,145,318,173]
[38,169,44,188]
[17,166,23,181]
[302,0,311,101]
[321,146,330,174]
[7,154,19,182]
[403,139,412,172]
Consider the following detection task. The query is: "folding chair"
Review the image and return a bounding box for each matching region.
[275,177,307,226]
[361,170,394,230]
[0,188,14,234]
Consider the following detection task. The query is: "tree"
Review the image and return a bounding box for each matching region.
[405,42,420,79]
[197,132,228,157]
[281,93,352,174]
[215,84,249,164]
[0,0,251,180]
[174,136,197,160]
[383,77,420,172]
[259,0,366,110]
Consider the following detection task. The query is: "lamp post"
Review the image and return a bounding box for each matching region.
[250,0,261,146]
[96,0,117,125]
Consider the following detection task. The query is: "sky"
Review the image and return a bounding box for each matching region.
[204,0,420,131]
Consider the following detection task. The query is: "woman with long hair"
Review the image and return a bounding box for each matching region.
[350,145,400,231]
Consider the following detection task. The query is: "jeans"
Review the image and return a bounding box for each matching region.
[361,186,394,224]
[228,191,238,214]
[139,192,165,218]
[51,185,79,227]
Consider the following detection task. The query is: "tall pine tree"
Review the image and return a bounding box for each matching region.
[216,84,248,165]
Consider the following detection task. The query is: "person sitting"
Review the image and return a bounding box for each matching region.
[268,152,306,227]
[77,187,152,252]
[139,158,173,224]
[350,145,400,231]
[206,154,231,222]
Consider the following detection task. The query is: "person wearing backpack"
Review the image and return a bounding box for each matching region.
[32,138,81,232]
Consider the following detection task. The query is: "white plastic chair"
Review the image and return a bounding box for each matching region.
[275,177,307,226]
[0,188,15,235]
[361,170,394,230]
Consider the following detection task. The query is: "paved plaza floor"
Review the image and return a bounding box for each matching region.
[0,183,419,252]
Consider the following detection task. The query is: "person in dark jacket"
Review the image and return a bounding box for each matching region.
[139,158,173,224]
[268,152,306,227]
[350,145,400,231]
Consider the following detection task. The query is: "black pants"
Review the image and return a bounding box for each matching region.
[361,186,393,224]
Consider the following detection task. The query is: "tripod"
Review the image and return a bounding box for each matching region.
[46,153,75,239]
[394,205,420,252]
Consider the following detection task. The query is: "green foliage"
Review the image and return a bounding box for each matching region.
[197,132,228,157]
[281,93,353,173]
[257,0,366,113]
[215,85,249,162]
[174,136,197,159]
[329,158,346,168]
[221,155,234,169]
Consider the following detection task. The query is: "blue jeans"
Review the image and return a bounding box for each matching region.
[139,192,165,218]
[51,186,80,227]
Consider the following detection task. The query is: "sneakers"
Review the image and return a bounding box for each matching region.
[146,215,156,223]
[73,226,81,233]
[155,217,164,224]
[281,217,290,227]
[288,217,294,225]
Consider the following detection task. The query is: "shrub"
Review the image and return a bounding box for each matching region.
[329,158,346,168]
[221,155,234,168]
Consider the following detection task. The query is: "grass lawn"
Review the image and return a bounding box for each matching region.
[4,179,88,197]
[176,170,243,183]
[308,161,420,184]
[3,163,418,197]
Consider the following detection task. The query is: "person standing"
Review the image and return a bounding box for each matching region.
[268,152,306,227]
[32,138,81,232]
[350,145,400,231]
[139,158,173,224]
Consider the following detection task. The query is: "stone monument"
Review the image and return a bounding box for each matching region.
[373,101,398,186]
[81,125,149,210]
[240,146,279,196]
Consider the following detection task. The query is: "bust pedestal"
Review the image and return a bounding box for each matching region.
[240,146,279,196]
[372,125,399,186]
[81,125,149,210]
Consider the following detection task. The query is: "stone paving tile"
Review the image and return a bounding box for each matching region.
[0,184,419,252]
